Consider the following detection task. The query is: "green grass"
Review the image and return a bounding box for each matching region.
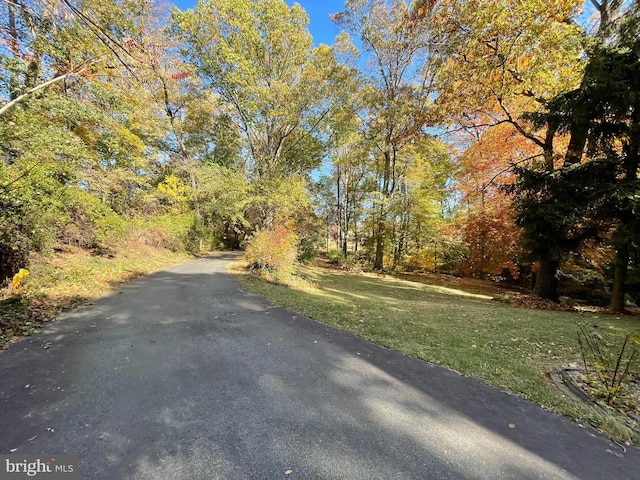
[235,263,640,444]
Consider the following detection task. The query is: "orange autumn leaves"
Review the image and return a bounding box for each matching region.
[455,123,540,277]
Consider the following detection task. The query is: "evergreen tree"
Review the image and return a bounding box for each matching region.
[513,7,640,308]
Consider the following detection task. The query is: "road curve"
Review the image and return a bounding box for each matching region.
[1,253,639,479]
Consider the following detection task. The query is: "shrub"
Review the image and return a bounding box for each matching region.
[326,249,367,272]
[577,323,640,407]
[245,225,297,274]
[297,244,319,265]
[327,249,345,265]
[131,213,193,252]
[0,194,43,283]
[58,189,126,250]
[294,212,324,265]
[132,228,181,251]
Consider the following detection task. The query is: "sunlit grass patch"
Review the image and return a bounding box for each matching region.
[421,284,494,299]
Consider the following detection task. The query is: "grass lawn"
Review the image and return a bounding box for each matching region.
[234,261,640,444]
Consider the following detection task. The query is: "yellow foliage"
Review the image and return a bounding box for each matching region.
[11,268,30,292]
[157,175,191,203]
[116,125,146,153]
[73,125,98,145]
[245,225,298,274]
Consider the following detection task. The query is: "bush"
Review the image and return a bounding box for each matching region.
[0,194,43,283]
[292,212,323,265]
[245,225,297,274]
[327,249,345,265]
[326,249,367,272]
[560,264,610,306]
[184,218,208,254]
[131,213,193,252]
[298,243,319,265]
[58,189,126,250]
[132,228,182,251]
[577,323,640,407]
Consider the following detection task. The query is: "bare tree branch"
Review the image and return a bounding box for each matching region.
[0,61,97,116]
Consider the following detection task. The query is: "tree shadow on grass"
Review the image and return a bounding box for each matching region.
[0,255,638,479]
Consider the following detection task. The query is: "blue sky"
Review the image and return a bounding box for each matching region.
[172,1,346,47]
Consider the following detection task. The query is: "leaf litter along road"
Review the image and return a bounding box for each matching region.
[0,253,639,479]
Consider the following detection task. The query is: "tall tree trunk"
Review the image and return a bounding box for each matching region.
[373,217,385,270]
[536,118,569,297]
[373,149,393,270]
[7,1,19,100]
[479,189,486,276]
[336,165,343,254]
[534,257,559,302]
[563,101,589,166]
[559,50,589,169]
[610,238,629,313]
[531,127,563,301]
[343,195,351,257]
[611,95,640,311]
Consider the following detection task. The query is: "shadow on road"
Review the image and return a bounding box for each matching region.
[0,255,637,479]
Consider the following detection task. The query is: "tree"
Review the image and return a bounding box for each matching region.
[386,137,453,270]
[332,0,439,270]
[414,0,590,299]
[428,0,584,165]
[0,0,183,278]
[334,143,374,256]
[542,7,640,310]
[454,123,531,277]
[173,0,343,180]
[509,1,640,306]
[173,0,352,240]
[562,0,628,167]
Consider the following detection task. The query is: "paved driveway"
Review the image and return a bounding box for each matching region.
[1,253,639,479]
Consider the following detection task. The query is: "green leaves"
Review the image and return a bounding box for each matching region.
[174,0,332,179]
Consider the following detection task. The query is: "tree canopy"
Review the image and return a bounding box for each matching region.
[2,0,639,311]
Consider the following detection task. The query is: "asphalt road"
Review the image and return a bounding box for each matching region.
[1,253,639,479]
